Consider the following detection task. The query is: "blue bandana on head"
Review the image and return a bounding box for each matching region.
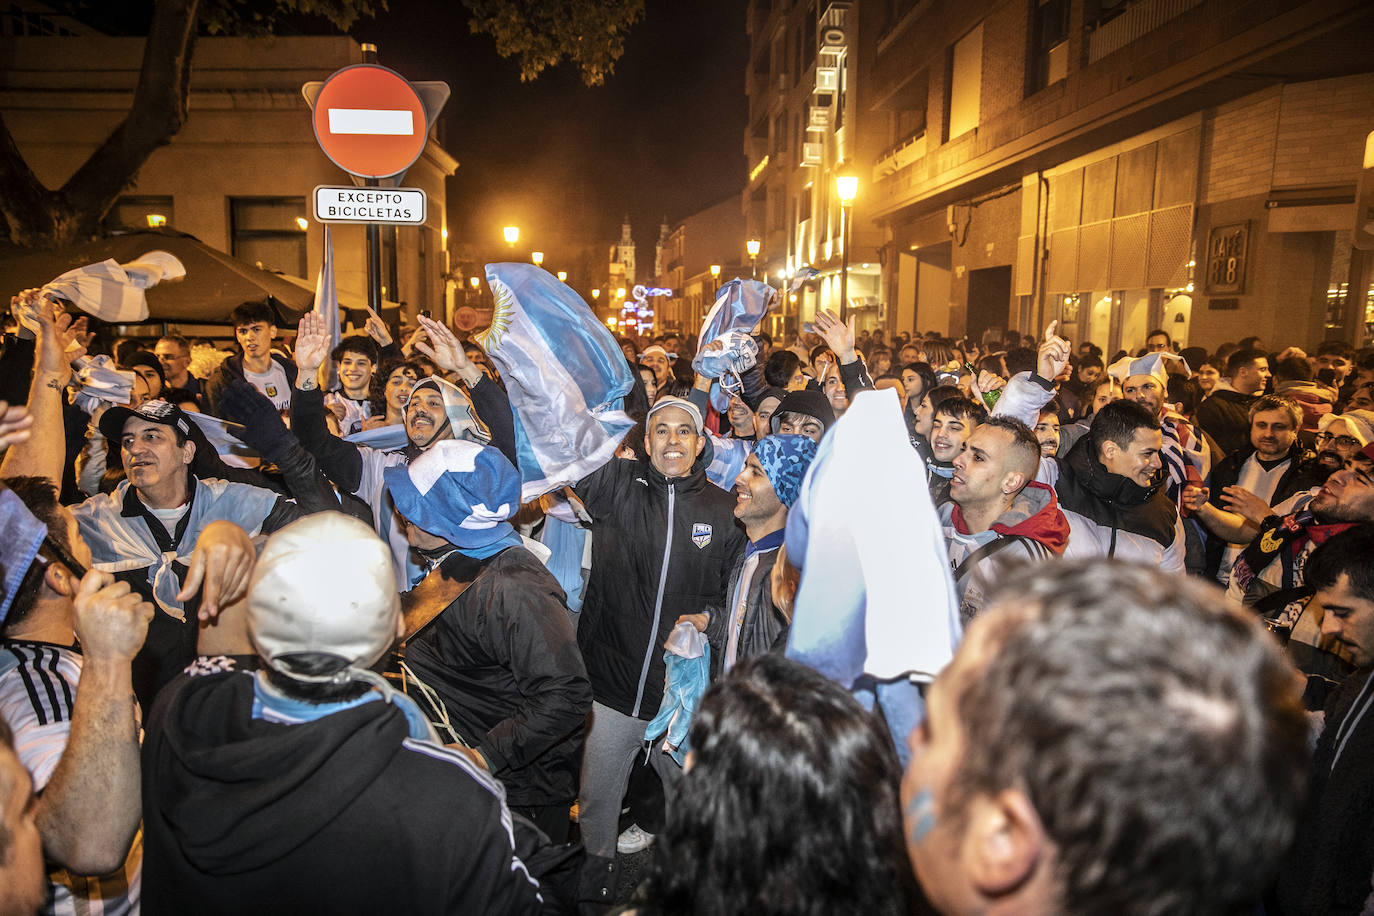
[383,440,523,559]
[752,434,818,509]
[0,487,47,624]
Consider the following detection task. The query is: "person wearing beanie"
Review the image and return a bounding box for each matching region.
[140,513,543,915]
[688,434,816,678]
[570,393,746,899]
[119,349,166,402]
[383,440,592,842]
[769,387,835,441]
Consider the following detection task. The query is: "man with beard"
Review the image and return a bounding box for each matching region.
[1108,351,1211,511]
[1186,395,1321,584]
[1226,442,1374,619]
[1309,411,1373,480]
[939,416,1069,623]
[290,313,514,590]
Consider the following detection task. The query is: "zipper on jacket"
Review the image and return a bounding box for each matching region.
[634,482,676,717]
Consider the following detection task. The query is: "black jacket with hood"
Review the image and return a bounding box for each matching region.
[141,671,543,916]
[573,441,746,719]
[203,351,298,417]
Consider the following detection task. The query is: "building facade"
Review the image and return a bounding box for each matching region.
[858,0,1373,353]
[743,0,886,341]
[1,28,458,329]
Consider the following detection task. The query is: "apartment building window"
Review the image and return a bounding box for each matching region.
[230,197,308,277]
[803,4,817,71]
[104,196,174,232]
[1030,0,1070,94]
[945,24,983,141]
[798,186,812,224]
[775,113,788,154]
[381,225,399,302]
[770,188,785,231]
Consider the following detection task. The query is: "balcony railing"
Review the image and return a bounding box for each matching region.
[1086,0,1203,63]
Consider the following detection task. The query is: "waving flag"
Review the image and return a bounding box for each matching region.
[42,250,185,323]
[697,278,775,345]
[786,387,961,686]
[479,263,635,501]
[314,226,342,391]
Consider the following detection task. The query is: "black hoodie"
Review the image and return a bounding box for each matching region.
[141,671,542,915]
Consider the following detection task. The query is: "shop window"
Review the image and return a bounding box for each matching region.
[946,24,983,141]
[230,197,307,277]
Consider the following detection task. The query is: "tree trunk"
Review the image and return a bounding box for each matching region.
[0,0,200,249]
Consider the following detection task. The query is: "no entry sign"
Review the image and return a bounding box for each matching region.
[311,64,427,179]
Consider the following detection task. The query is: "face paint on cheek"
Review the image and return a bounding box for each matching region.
[906,787,938,845]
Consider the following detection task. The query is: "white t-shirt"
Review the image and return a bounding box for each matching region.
[243,362,293,412]
[0,642,141,915]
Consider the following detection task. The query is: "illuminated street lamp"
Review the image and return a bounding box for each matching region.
[146,213,167,228]
[469,276,480,288]
[531,251,544,267]
[835,166,859,322]
[557,270,568,282]
[592,288,601,301]
[503,226,519,246]
[616,287,626,300]
[746,239,761,279]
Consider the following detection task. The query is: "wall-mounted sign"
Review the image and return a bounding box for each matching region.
[1204,222,1248,295]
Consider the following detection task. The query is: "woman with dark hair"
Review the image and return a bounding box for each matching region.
[629,654,918,916]
[362,357,423,430]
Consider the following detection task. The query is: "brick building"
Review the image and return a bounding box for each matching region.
[650,195,748,334]
[854,0,1373,353]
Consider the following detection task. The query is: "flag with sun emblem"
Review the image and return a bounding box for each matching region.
[478,262,635,501]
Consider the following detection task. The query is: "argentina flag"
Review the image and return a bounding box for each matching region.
[479,263,635,502]
[785,387,961,687]
[698,277,775,344]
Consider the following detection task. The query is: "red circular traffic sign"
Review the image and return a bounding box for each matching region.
[312,64,427,179]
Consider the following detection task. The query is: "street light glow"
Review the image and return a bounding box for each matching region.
[616,288,626,299]
[746,239,761,257]
[557,270,568,282]
[531,251,544,266]
[146,214,167,228]
[835,172,859,204]
[469,276,480,288]
[503,226,520,245]
[710,264,721,278]
[295,217,309,231]
[592,288,601,299]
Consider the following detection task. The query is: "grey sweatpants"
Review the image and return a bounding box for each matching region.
[578,700,684,859]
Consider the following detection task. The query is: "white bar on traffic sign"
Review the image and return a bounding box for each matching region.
[327,108,415,136]
[313,186,426,225]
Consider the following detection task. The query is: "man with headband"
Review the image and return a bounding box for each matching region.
[140,513,543,914]
[289,312,516,589]
[384,440,592,843]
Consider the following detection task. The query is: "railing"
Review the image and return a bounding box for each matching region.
[1086,0,1203,62]
[873,130,927,181]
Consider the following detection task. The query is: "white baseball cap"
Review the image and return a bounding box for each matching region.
[247,513,399,683]
[646,396,704,434]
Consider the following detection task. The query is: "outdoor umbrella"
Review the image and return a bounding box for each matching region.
[0,226,310,325]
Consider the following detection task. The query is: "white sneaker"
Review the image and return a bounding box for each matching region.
[616,823,655,854]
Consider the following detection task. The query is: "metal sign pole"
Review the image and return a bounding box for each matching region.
[360,43,384,315]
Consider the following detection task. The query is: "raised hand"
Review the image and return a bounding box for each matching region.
[364,306,393,348]
[1036,320,1071,383]
[813,308,857,364]
[1221,486,1272,526]
[177,520,257,621]
[294,311,332,374]
[413,314,481,385]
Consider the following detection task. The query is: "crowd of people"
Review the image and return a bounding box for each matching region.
[0,277,1372,916]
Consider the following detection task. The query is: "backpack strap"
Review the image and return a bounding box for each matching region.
[952,535,1028,581]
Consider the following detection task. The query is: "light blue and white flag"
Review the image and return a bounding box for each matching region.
[479,263,635,502]
[785,387,961,687]
[42,250,185,323]
[697,278,774,347]
[314,226,342,391]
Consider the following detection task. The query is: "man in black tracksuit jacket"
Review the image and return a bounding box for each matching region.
[571,396,745,899]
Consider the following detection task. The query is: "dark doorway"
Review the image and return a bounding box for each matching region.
[967,266,1013,344]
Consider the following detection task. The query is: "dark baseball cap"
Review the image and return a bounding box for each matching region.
[98,398,193,442]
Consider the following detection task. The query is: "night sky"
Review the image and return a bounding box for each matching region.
[353,0,750,268]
